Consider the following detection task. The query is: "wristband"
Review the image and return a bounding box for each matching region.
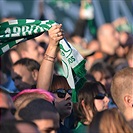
[45,54,56,59]
[43,54,56,63]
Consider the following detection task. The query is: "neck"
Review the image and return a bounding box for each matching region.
[123,109,133,126]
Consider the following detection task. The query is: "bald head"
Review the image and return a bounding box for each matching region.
[97,23,119,55]
[97,24,113,37]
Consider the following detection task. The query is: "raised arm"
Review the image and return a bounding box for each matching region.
[37,24,64,90]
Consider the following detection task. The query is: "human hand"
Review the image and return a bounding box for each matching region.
[48,24,64,46]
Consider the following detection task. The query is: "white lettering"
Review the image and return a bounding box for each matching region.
[27,25,36,35]
[12,27,20,37]
[5,28,11,37]
[33,25,44,34]
[22,26,30,36]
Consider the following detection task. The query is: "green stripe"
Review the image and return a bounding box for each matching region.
[0,19,54,55]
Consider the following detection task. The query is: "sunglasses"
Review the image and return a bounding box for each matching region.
[52,88,72,98]
[94,93,108,100]
[0,107,16,116]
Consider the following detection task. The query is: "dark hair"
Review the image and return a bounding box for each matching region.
[90,61,107,75]
[13,58,40,71]
[74,81,107,125]
[18,98,59,121]
[49,74,70,92]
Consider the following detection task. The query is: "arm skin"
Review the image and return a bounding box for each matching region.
[37,24,64,90]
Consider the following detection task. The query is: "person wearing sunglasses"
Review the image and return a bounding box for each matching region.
[49,74,73,133]
[72,81,110,133]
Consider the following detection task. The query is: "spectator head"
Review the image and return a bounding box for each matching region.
[115,45,129,58]
[90,61,113,95]
[75,81,109,125]
[15,98,60,133]
[97,23,119,55]
[89,108,133,133]
[0,120,40,133]
[49,74,73,123]
[0,88,16,121]
[111,67,133,127]
[11,58,40,91]
[16,39,44,64]
[13,89,54,109]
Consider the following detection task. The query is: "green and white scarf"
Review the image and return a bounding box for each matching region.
[0,19,86,102]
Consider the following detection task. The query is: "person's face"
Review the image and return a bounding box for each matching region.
[0,92,16,121]
[53,89,73,119]
[11,64,36,91]
[34,116,59,133]
[94,89,110,111]
[105,26,119,52]
[26,40,44,64]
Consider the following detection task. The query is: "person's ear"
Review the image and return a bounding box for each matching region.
[32,69,39,81]
[81,100,87,113]
[81,100,85,107]
[124,95,133,107]
[81,100,90,113]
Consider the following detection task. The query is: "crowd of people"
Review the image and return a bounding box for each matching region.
[0,0,133,133]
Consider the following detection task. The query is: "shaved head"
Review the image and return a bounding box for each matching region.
[97,24,114,38]
[97,23,119,55]
[111,67,133,112]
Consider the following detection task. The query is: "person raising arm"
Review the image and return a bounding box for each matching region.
[37,24,64,90]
